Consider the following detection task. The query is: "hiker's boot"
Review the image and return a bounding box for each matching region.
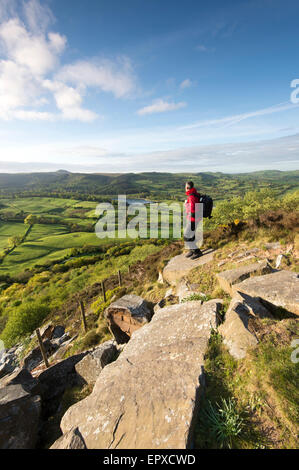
[185,250,194,258]
[190,249,203,260]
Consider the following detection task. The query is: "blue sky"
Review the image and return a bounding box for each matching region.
[0,0,299,173]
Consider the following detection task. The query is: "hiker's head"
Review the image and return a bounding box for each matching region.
[185,181,194,192]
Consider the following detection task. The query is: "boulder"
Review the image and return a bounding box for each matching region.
[50,334,78,361]
[38,353,87,403]
[0,351,19,379]
[219,293,273,359]
[0,368,40,395]
[22,339,58,372]
[75,341,117,384]
[0,384,41,449]
[216,260,274,295]
[52,325,65,339]
[53,300,222,449]
[50,427,86,449]
[233,270,299,316]
[105,295,152,344]
[162,250,214,285]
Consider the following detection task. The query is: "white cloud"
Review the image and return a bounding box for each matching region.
[180,78,192,89]
[56,57,136,98]
[0,60,41,119]
[0,0,137,122]
[48,32,67,54]
[23,0,54,34]
[137,99,186,115]
[43,80,98,122]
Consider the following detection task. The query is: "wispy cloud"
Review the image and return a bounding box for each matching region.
[1,134,299,173]
[180,102,299,130]
[196,44,215,52]
[137,99,186,115]
[180,78,192,89]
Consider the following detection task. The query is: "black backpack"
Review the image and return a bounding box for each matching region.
[199,194,213,219]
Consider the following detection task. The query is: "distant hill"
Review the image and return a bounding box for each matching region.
[0,170,298,200]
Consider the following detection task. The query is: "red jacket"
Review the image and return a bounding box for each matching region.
[185,187,201,222]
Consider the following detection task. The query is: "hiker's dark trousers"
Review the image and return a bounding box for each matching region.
[183,220,198,250]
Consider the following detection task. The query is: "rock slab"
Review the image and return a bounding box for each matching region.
[53,299,222,449]
[216,260,273,295]
[162,250,214,285]
[219,293,272,359]
[233,270,299,316]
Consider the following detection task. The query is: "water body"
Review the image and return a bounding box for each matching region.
[112,198,154,205]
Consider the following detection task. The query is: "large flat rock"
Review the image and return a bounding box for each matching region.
[216,260,273,295]
[162,250,214,285]
[53,299,222,449]
[232,270,299,316]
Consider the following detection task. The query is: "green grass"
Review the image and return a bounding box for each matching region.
[194,322,299,449]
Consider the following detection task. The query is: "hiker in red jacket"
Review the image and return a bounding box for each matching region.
[184,181,203,259]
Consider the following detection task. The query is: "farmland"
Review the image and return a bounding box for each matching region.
[0,197,104,275]
[0,170,298,278]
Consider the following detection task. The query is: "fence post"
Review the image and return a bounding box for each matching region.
[79,299,87,333]
[118,269,122,287]
[101,280,106,302]
[35,328,49,368]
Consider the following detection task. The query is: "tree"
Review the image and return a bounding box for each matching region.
[24,214,37,225]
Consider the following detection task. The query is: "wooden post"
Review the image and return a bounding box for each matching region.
[35,328,49,368]
[101,280,106,302]
[79,300,87,333]
[118,269,122,287]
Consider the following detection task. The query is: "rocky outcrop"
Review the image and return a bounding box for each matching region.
[50,427,86,449]
[162,250,214,285]
[0,343,23,379]
[52,299,222,449]
[0,383,41,449]
[0,368,41,396]
[75,341,117,385]
[176,279,200,302]
[105,295,152,344]
[22,339,58,372]
[233,270,299,316]
[216,260,274,295]
[219,293,273,359]
[38,353,87,416]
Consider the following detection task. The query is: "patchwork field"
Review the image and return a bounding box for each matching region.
[0,197,106,275]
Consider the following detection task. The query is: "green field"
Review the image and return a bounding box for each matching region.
[0,197,107,275]
[0,172,298,278]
